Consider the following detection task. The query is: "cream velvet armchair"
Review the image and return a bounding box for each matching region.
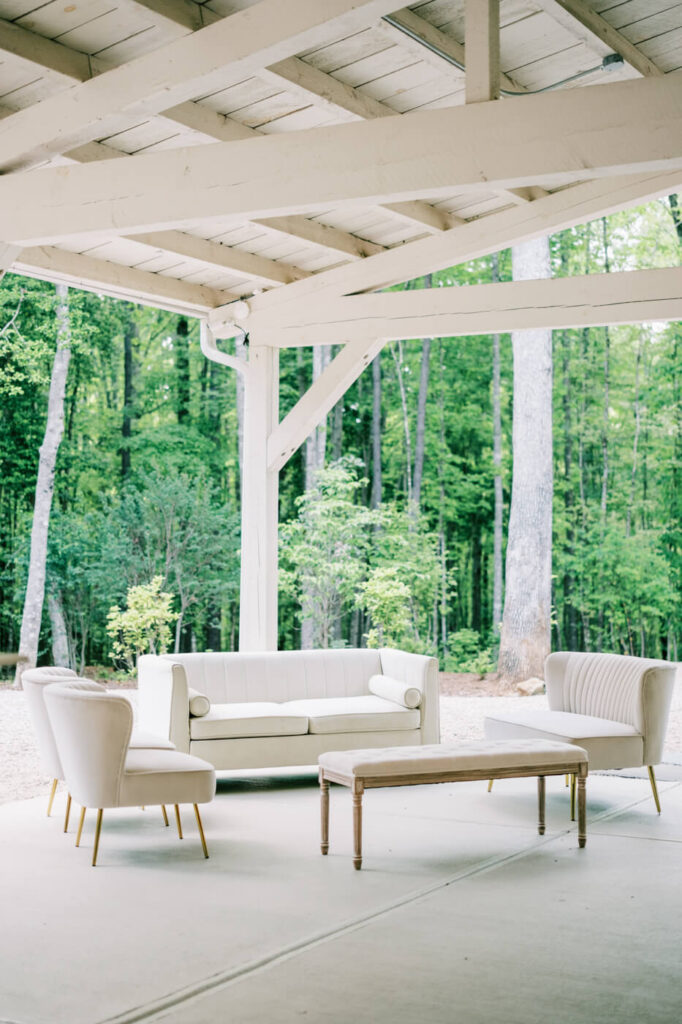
[23,666,176,832]
[44,682,216,866]
[485,651,678,814]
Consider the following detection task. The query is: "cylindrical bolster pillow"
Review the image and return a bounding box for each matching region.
[368,675,422,709]
[188,688,211,717]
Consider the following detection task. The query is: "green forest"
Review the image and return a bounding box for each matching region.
[1,197,681,675]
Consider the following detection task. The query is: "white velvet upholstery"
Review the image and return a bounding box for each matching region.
[284,696,420,734]
[23,669,102,779]
[368,674,422,709]
[137,648,440,770]
[187,688,211,717]
[320,739,589,778]
[484,652,677,770]
[190,703,309,740]
[44,684,215,811]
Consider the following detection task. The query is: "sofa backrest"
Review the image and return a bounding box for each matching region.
[158,649,384,705]
[545,651,677,748]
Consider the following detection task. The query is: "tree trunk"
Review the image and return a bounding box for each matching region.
[413,273,433,512]
[121,313,136,480]
[626,331,644,538]
[301,345,332,648]
[491,253,503,642]
[175,316,191,424]
[391,340,413,505]
[498,237,553,684]
[47,589,71,668]
[370,352,382,509]
[15,284,71,685]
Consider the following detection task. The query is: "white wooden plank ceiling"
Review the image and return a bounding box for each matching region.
[0,0,680,317]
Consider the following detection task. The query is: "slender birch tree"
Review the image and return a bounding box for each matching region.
[498,237,553,683]
[15,284,72,685]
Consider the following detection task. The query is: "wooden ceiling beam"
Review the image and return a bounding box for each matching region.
[2,74,680,247]
[247,266,682,346]
[226,170,682,330]
[14,246,235,314]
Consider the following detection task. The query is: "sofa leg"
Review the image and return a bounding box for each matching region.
[647,766,661,814]
[63,793,72,833]
[161,804,169,827]
[487,779,493,793]
[174,804,183,839]
[570,774,576,822]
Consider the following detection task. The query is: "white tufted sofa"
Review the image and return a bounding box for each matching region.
[137,648,439,772]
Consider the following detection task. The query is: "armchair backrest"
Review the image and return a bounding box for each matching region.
[22,666,80,778]
[545,652,677,763]
[44,683,132,809]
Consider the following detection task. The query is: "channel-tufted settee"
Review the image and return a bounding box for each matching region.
[137,648,439,772]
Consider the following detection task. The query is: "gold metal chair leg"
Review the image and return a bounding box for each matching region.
[570,773,576,821]
[565,774,570,788]
[487,779,493,793]
[174,804,183,839]
[75,807,86,847]
[161,804,169,827]
[647,766,661,814]
[63,793,72,833]
[194,804,209,859]
[92,809,103,867]
[47,778,58,817]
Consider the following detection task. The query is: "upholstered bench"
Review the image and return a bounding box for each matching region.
[319,739,588,869]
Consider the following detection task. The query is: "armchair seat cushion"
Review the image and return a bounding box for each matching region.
[283,696,420,735]
[484,710,643,770]
[190,702,309,740]
[120,748,216,806]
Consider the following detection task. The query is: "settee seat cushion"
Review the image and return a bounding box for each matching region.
[190,702,309,740]
[282,696,420,735]
[484,709,643,770]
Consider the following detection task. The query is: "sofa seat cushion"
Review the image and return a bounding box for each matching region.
[282,696,420,735]
[484,710,643,771]
[190,702,309,740]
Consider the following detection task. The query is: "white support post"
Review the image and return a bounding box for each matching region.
[239,343,280,651]
[465,0,500,104]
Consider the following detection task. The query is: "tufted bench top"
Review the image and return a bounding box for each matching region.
[319,739,588,780]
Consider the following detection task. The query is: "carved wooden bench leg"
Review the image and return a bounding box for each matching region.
[352,780,364,871]
[320,770,330,856]
[537,775,546,835]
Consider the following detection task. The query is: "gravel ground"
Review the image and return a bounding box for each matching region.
[2,682,681,806]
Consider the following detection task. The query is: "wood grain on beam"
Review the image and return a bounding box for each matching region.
[465,0,500,103]
[249,267,682,346]
[233,170,682,326]
[15,246,233,314]
[3,74,681,247]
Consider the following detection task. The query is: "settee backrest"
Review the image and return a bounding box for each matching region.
[545,651,677,760]
[157,649,384,705]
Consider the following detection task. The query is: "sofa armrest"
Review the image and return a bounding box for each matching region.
[378,648,440,743]
[137,655,190,753]
[641,665,677,765]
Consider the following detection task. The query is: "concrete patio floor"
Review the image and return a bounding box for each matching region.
[1,768,681,1024]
